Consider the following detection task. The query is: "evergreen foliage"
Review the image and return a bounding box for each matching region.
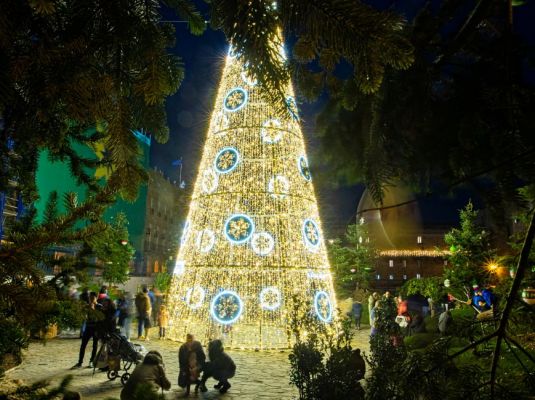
[90,212,134,286]
[153,272,172,293]
[366,296,406,400]
[0,0,205,200]
[210,0,413,101]
[0,185,116,372]
[401,276,445,304]
[288,295,365,400]
[313,0,535,216]
[328,222,376,297]
[444,201,497,298]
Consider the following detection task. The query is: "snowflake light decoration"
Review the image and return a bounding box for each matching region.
[314,291,333,322]
[298,156,312,181]
[224,214,255,244]
[251,232,275,256]
[201,167,219,194]
[268,175,289,199]
[223,88,248,112]
[185,286,206,309]
[214,147,240,174]
[260,287,281,310]
[211,290,243,324]
[181,221,191,245]
[260,118,283,144]
[196,229,216,253]
[286,96,299,121]
[302,219,321,250]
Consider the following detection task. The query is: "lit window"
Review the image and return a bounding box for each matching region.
[403,274,407,280]
[417,235,422,244]
[376,274,381,280]
[389,274,394,280]
[444,260,448,266]
[403,260,407,267]
[389,259,394,267]
[416,273,421,279]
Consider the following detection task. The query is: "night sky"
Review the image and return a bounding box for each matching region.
[151,1,535,237]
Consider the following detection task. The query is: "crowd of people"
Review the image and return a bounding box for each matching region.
[346,284,497,338]
[72,285,236,398]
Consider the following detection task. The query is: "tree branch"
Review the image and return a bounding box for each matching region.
[489,210,535,397]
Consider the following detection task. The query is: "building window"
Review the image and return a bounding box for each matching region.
[376,274,381,280]
[444,260,448,266]
[389,259,394,267]
[389,274,394,280]
[403,260,407,267]
[403,274,407,280]
[417,260,421,268]
[417,235,422,244]
[416,273,421,279]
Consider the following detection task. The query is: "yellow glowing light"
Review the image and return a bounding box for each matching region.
[486,261,499,272]
[166,33,337,349]
[379,249,450,258]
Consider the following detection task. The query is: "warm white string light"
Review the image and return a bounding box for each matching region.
[166,35,337,349]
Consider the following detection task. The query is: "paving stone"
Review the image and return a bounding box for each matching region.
[1,328,370,399]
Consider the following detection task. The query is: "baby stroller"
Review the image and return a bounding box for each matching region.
[95,332,145,385]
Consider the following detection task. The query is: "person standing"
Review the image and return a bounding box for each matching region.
[135,287,152,340]
[178,333,206,396]
[370,300,380,336]
[118,292,133,340]
[368,292,378,325]
[352,300,363,330]
[79,287,90,338]
[74,292,102,368]
[157,304,169,339]
[97,286,108,303]
[148,286,156,324]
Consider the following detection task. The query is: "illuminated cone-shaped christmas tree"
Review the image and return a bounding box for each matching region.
[167,36,337,349]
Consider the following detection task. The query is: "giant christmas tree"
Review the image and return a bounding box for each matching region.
[167,35,337,349]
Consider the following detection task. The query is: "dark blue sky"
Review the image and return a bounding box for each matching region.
[151,1,535,236]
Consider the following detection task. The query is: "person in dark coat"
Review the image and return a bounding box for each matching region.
[199,339,236,394]
[351,301,363,330]
[349,348,366,380]
[73,292,102,368]
[98,297,117,337]
[178,333,206,396]
[408,313,426,335]
[120,351,171,400]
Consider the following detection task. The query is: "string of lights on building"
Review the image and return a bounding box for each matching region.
[379,249,451,258]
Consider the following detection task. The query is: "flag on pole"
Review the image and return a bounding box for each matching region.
[172,159,182,167]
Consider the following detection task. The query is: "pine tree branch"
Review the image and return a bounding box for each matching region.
[489,209,535,397]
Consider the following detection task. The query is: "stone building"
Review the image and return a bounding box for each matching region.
[141,168,185,276]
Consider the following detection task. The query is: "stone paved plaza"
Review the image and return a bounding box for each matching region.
[2,329,370,400]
